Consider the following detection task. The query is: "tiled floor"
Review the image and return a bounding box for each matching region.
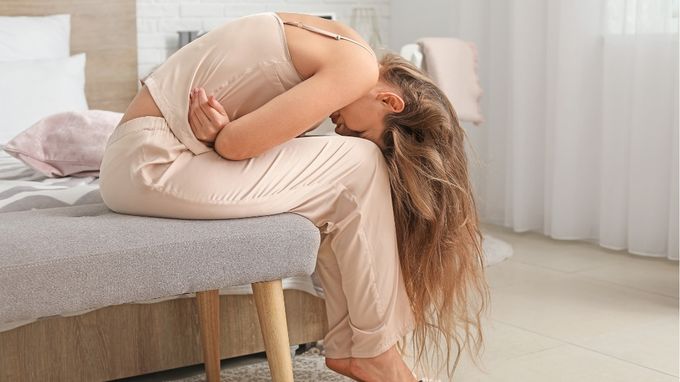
[119,223,679,382]
[404,223,679,381]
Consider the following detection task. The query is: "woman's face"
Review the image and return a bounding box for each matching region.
[330,80,405,150]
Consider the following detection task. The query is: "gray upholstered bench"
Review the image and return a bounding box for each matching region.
[0,203,320,382]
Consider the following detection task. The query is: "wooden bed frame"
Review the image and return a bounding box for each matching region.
[0,1,328,380]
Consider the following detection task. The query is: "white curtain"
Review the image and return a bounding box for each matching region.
[451,0,679,260]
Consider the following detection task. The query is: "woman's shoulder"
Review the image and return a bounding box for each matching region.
[275,12,378,82]
[275,12,368,46]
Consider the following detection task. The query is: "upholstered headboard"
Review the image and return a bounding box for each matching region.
[0,0,138,112]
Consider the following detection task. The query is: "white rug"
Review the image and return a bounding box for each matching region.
[482,233,514,266]
[178,344,352,382]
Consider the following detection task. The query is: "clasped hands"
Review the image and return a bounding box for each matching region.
[188,87,230,147]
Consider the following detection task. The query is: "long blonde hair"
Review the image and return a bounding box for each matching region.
[379,52,491,379]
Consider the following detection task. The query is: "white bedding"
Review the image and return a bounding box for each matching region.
[0,148,324,332]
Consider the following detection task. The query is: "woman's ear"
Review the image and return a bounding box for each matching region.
[379,91,405,113]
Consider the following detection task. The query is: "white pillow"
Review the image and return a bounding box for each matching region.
[0,14,70,61]
[0,53,89,144]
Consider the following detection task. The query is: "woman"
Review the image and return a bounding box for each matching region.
[99,11,491,381]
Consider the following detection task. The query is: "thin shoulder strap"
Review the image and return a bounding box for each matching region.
[282,20,376,58]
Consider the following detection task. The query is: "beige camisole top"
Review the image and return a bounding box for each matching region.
[143,12,376,156]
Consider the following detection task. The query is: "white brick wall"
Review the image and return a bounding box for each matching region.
[136,0,391,79]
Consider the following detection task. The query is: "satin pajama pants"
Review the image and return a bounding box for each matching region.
[98,116,415,358]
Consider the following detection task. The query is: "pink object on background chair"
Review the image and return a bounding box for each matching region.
[416,37,484,125]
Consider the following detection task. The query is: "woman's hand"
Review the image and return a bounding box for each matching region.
[188,87,230,147]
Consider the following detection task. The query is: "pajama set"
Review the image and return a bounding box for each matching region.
[98,12,414,359]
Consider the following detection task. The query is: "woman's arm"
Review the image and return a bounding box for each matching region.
[215,59,378,161]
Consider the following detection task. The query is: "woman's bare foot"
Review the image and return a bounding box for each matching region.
[326,357,360,380]
[349,345,417,382]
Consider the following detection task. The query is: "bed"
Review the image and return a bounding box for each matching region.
[0,1,329,380]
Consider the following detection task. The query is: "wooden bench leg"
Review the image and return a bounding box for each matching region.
[196,289,221,382]
[252,279,294,382]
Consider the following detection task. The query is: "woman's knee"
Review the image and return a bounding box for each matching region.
[303,136,387,196]
[350,136,383,159]
[337,137,387,178]
[342,137,391,194]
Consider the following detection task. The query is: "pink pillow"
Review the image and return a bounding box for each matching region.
[417,37,484,125]
[1,110,122,177]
